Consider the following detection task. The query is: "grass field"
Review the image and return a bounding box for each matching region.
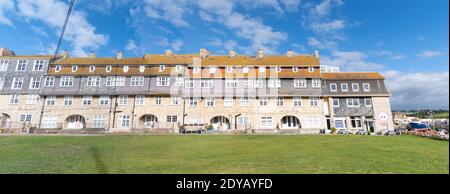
[434,112,449,119]
[0,134,448,174]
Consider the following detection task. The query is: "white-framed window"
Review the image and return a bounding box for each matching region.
[118,115,131,128]
[156,76,170,86]
[309,97,319,106]
[171,97,180,105]
[123,65,129,72]
[71,65,77,72]
[364,98,372,107]
[105,76,115,86]
[275,66,282,72]
[335,118,346,129]
[9,94,19,104]
[55,65,61,72]
[29,77,41,89]
[259,97,268,106]
[346,98,360,107]
[92,116,106,128]
[276,97,284,106]
[27,95,39,105]
[175,65,182,71]
[82,96,92,106]
[193,67,201,73]
[185,79,194,88]
[154,96,162,105]
[206,97,215,107]
[305,117,320,128]
[135,95,145,105]
[175,77,184,87]
[105,65,112,72]
[350,116,362,128]
[116,76,125,86]
[166,115,178,123]
[225,78,238,88]
[19,114,32,122]
[254,79,263,88]
[240,97,250,107]
[33,60,44,71]
[131,76,144,86]
[332,98,340,107]
[237,116,249,125]
[139,65,145,73]
[209,66,217,73]
[226,66,233,73]
[16,60,27,71]
[268,79,281,88]
[60,76,74,87]
[99,96,110,106]
[261,117,273,127]
[242,66,249,73]
[87,76,100,86]
[11,77,24,89]
[363,83,370,92]
[0,77,4,89]
[224,97,233,107]
[88,65,95,72]
[188,97,199,107]
[159,65,165,72]
[244,79,263,88]
[294,79,307,88]
[308,66,315,73]
[118,96,128,106]
[293,97,302,106]
[330,83,337,92]
[341,83,348,92]
[44,76,55,87]
[63,96,73,106]
[292,66,298,72]
[312,79,321,88]
[46,96,56,106]
[41,117,58,128]
[352,83,359,91]
[0,60,9,71]
[200,79,213,88]
[259,66,266,72]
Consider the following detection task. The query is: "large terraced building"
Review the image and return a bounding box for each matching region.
[0,47,394,134]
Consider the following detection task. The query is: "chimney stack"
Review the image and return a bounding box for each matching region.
[164,50,173,57]
[200,48,210,59]
[61,50,69,59]
[0,48,15,56]
[313,50,319,58]
[287,50,294,57]
[88,52,96,59]
[257,49,264,58]
[116,51,123,60]
[229,50,237,58]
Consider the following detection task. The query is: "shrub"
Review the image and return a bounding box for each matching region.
[331,127,337,134]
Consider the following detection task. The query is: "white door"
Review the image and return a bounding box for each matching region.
[144,115,157,128]
[67,116,85,129]
[282,116,300,129]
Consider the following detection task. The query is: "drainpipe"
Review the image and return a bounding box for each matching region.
[131,96,136,130]
[37,96,46,131]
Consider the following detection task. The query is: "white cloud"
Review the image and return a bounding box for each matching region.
[144,0,191,27]
[384,70,449,109]
[125,39,140,54]
[311,0,343,18]
[0,0,14,26]
[280,0,301,12]
[310,19,346,33]
[389,54,406,60]
[417,50,445,59]
[307,37,336,50]
[321,50,385,71]
[170,39,183,52]
[15,0,108,56]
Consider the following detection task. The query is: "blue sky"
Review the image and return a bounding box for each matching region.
[0,0,448,110]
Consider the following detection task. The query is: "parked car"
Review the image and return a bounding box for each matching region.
[384,130,397,136]
[407,122,431,132]
[356,129,369,135]
[337,129,349,135]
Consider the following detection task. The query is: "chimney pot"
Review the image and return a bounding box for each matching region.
[229,50,237,58]
[313,50,319,58]
[200,48,210,59]
[287,50,294,57]
[257,49,264,58]
[88,52,96,59]
[164,50,173,57]
[116,51,123,59]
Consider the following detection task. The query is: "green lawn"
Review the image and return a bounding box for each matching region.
[434,112,449,119]
[0,135,448,174]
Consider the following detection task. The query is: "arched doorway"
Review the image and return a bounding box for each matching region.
[65,115,86,129]
[281,116,301,129]
[0,113,12,129]
[141,114,158,128]
[210,116,230,130]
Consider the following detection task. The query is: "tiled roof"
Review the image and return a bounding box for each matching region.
[321,72,385,80]
[200,55,319,67]
[0,55,54,59]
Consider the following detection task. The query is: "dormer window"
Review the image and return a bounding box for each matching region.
[139,65,145,73]
[105,65,112,72]
[226,66,233,73]
[308,66,315,73]
[243,67,249,73]
[193,67,201,73]
[123,65,129,73]
[176,65,182,71]
[209,66,217,73]
[71,65,78,72]
[159,65,165,72]
[292,66,298,72]
[276,66,282,72]
[259,66,266,73]
[55,65,61,72]
[89,65,95,72]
